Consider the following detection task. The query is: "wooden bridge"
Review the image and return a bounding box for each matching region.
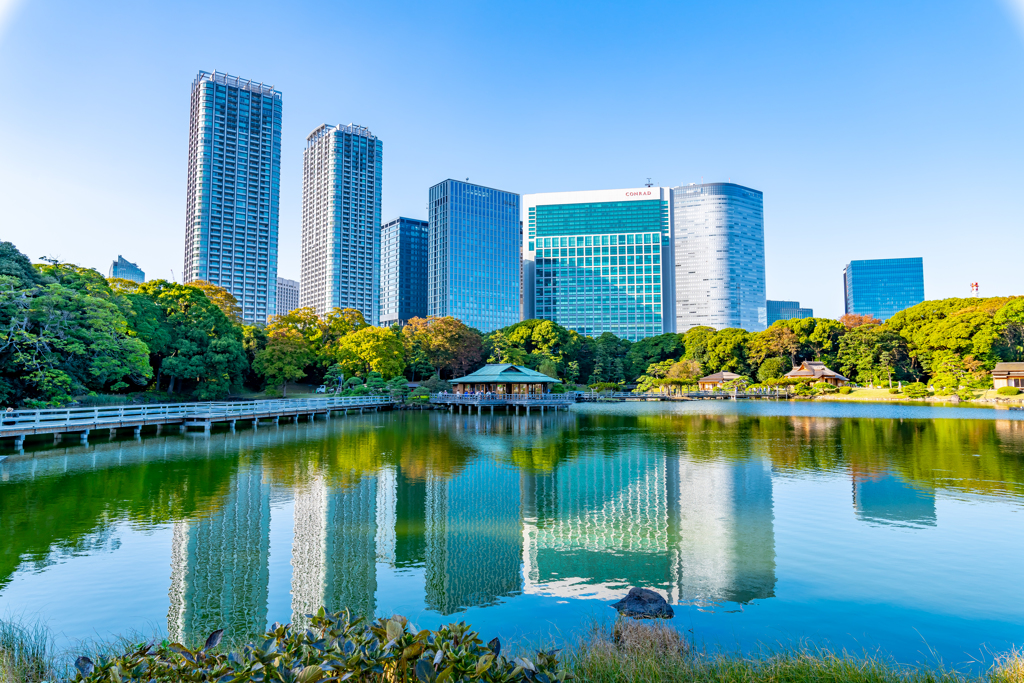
[576,390,787,402]
[0,396,395,452]
[430,392,575,415]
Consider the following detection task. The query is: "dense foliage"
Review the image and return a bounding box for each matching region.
[67,609,568,683]
[3,238,1021,405]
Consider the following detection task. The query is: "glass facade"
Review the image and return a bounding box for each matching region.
[673,183,766,332]
[108,255,145,283]
[523,191,671,341]
[184,71,281,325]
[766,299,812,326]
[300,124,382,325]
[380,217,429,326]
[843,257,924,321]
[427,180,520,333]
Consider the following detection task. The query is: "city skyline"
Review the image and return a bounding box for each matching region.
[1,1,1022,319]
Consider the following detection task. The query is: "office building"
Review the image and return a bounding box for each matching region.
[380,217,428,326]
[183,70,282,324]
[109,255,144,283]
[843,258,924,321]
[766,299,813,326]
[427,180,520,333]
[300,124,382,325]
[276,276,299,317]
[673,183,766,333]
[522,187,674,341]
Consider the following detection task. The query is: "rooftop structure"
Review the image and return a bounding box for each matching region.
[992,362,1024,389]
[697,371,743,391]
[784,360,849,385]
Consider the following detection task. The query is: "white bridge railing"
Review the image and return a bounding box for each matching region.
[430,393,575,404]
[0,395,394,433]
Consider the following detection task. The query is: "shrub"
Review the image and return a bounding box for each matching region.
[68,610,570,683]
[813,382,838,394]
[757,356,791,383]
[839,386,852,395]
[904,382,931,399]
[889,387,901,394]
[589,382,621,392]
[420,374,452,393]
[549,384,567,394]
[998,386,1020,396]
[409,386,431,401]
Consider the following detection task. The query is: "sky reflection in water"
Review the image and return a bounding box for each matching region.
[1,401,1022,668]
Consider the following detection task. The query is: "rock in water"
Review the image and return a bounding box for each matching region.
[611,587,674,618]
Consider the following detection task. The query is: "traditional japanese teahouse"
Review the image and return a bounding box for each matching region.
[448,364,561,394]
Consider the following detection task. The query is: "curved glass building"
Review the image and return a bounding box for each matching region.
[672,183,766,332]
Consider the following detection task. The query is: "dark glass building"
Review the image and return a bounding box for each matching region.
[109,255,145,283]
[183,71,282,324]
[380,217,428,326]
[766,299,813,326]
[843,258,924,321]
[427,180,520,333]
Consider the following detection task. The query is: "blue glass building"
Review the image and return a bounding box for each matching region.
[184,71,281,324]
[380,217,429,326]
[766,299,813,326]
[673,183,766,332]
[109,255,145,283]
[843,257,924,321]
[522,188,674,340]
[427,180,520,333]
[300,124,383,325]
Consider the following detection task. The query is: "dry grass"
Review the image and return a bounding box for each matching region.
[990,648,1024,683]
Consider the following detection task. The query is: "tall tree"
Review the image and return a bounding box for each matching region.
[402,316,483,378]
[335,326,406,379]
[254,329,312,396]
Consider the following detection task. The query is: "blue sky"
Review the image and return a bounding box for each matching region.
[1,0,1021,319]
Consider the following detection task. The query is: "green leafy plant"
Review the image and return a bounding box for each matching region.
[903,382,931,399]
[889,387,901,395]
[839,386,852,395]
[68,610,571,683]
[549,384,567,394]
[997,386,1020,396]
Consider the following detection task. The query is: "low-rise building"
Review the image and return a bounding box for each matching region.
[449,364,560,394]
[784,361,849,386]
[992,362,1024,389]
[697,371,742,391]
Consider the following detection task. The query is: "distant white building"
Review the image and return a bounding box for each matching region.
[276,277,299,317]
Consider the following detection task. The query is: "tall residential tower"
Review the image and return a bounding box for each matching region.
[183,70,281,324]
[300,124,382,324]
[522,187,674,340]
[427,180,520,333]
[380,217,429,326]
[673,183,766,332]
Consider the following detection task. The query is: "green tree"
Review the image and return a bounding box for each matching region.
[253,329,312,396]
[683,326,716,366]
[624,333,684,380]
[336,325,406,379]
[757,356,790,382]
[402,316,483,378]
[703,328,751,375]
[189,280,244,325]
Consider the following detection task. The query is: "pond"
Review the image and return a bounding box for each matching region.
[1,401,1023,668]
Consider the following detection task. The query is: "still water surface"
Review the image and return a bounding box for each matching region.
[1,402,1023,667]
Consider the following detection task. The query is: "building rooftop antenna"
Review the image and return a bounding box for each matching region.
[645,178,653,188]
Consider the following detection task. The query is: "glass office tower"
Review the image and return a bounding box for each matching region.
[109,255,145,283]
[427,180,520,333]
[184,71,281,324]
[300,124,382,324]
[843,258,924,321]
[522,188,674,340]
[766,299,812,326]
[380,217,429,326]
[673,183,766,333]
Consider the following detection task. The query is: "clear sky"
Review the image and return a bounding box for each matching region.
[1,0,1022,319]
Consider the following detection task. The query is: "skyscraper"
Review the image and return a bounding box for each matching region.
[276,276,299,317]
[427,180,520,333]
[522,187,674,340]
[766,299,813,326]
[109,255,145,283]
[843,257,924,321]
[183,70,281,325]
[673,183,766,332]
[300,124,382,325]
[380,217,429,326]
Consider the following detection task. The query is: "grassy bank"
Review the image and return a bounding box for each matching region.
[2,615,1022,683]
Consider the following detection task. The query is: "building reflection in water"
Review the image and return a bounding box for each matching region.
[852,471,936,527]
[168,463,270,643]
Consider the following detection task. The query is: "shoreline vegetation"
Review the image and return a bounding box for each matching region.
[1,613,1021,683]
[2,239,1023,411]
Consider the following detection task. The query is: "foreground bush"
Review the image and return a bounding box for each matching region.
[68,610,569,683]
[997,386,1020,396]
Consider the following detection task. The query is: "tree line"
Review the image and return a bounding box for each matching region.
[2,239,1022,406]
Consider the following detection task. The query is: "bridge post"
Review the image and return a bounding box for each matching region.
[526,406,530,416]
[179,424,186,434]
[229,420,236,431]
[53,433,62,444]
[133,426,141,437]
[14,435,24,450]
[490,406,494,415]
[541,406,545,415]
[155,424,162,436]
[253,419,259,429]
[204,422,211,434]
[109,427,117,438]
[81,430,90,443]
[274,416,280,424]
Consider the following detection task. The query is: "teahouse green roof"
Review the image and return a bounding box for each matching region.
[450,364,561,384]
